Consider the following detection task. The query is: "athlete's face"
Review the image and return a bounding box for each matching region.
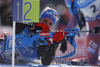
[39,17,54,29]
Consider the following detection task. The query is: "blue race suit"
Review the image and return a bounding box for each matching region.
[65,0,100,65]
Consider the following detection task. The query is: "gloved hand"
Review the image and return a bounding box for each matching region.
[53,30,65,43]
[36,23,50,32]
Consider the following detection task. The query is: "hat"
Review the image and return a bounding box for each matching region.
[39,8,58,24]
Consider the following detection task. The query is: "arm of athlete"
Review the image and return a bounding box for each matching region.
[64,0,79,29]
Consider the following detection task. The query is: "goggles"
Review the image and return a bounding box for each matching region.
[46,9,59,18]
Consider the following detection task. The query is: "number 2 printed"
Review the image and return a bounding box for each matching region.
[90,5,98,13]
[23,2,32,21]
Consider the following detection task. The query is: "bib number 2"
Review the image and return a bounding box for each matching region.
[90,5,98,13]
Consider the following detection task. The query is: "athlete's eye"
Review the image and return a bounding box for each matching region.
[43,19,47,22]
[49,22,53,26]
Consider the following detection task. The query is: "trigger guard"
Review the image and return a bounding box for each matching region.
[36,38,48,45]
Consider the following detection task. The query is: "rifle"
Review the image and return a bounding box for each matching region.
[3,26,100,59]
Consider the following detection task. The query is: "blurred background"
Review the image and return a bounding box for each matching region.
[0,0,13,38]
[0,0,13,26]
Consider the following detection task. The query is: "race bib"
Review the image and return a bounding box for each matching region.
[76,0,100,21]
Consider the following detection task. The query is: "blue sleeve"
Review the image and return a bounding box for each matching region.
[64,0,78,15]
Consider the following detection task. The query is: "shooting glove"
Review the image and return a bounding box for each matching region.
[53,30,65,43]
[36,23,50,32]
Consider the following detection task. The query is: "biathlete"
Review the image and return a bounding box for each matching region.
[0,7,66,65]
[64,0,100,65]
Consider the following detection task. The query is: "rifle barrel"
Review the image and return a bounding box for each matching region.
[68,30,91,33]
[51,30,94,33]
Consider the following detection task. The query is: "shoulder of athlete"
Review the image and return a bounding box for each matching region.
[64,0,78,8]
[64,0,72,7]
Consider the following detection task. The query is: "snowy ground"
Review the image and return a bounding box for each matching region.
[0,63,96,67]
[0,59,99,67]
